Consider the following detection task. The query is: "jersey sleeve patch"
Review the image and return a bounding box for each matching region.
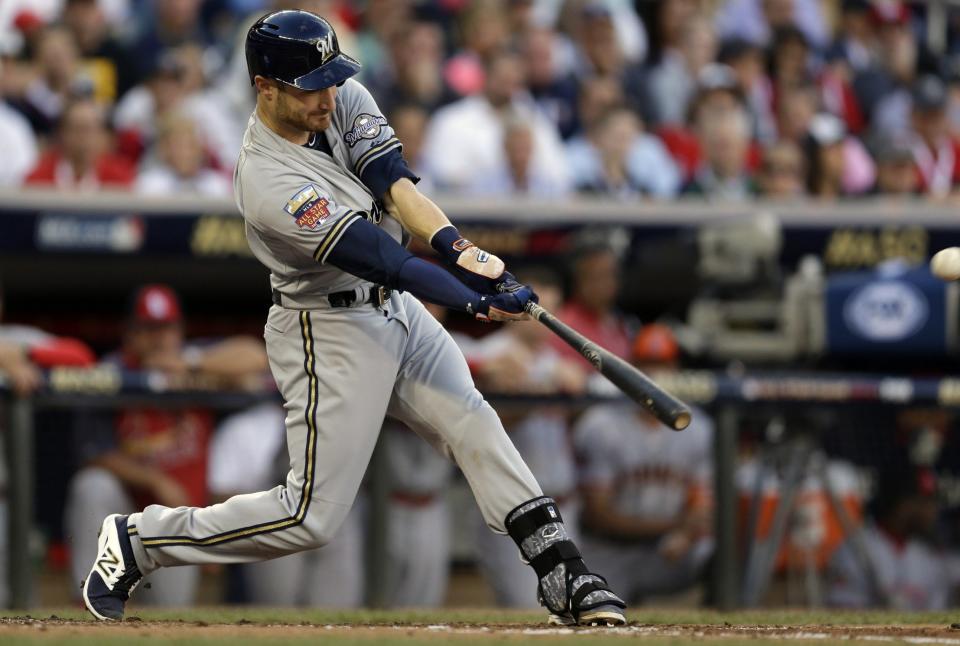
[284,184,331,231]
[344,113,389,147]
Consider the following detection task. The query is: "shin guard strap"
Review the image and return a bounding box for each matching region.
[529,540,580,579]
[506,502,564,545]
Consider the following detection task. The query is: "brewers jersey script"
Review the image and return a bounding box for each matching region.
[124,76,542,577]
[235,78,403,305]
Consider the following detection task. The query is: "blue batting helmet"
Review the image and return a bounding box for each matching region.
[245,10,361,91]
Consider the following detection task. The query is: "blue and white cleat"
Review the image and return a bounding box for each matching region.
[81,514,142,621]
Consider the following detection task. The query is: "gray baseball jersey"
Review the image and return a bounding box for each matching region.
[125,78,542,576]
[235,78,403,306]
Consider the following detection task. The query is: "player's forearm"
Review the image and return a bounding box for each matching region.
[91,452,168,492]
[385,178,451,244]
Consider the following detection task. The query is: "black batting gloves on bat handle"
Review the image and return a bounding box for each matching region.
[431,225,507,294]
[472,283,538,323]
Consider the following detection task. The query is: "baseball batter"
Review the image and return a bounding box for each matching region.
[81,10,625,626]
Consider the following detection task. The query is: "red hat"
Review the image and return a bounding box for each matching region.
[870,1,910,26]
[632,324,679,363]
[128,284,182,324]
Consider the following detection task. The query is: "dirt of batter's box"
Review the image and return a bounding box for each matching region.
[1,618,960,641]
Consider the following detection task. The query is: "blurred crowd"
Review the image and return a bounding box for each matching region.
[3,0,960,201]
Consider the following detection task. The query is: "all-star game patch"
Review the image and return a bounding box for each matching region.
[344,113,388,147]
[284,184,331,231]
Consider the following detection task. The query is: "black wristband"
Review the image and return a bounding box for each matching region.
[430,225,471,264]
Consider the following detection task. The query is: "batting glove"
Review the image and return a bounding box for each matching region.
[471,282,538,322]
[430,225,505,294]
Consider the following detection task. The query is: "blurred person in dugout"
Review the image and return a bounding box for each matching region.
[573,325,714,603]
[0,278,95,606]
[65,284,268,606]
[467,269,587,608]
[208,403,365,607]
[550,239,632,371]
[827,462,960,609]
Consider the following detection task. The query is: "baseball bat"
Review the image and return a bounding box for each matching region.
[525,302,692,431]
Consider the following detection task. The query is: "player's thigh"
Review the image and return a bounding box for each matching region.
[267,307,403,507]
[387,295,488,452]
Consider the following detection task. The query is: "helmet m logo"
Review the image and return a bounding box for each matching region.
[316,32,335,63]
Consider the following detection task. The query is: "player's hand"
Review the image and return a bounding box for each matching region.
[473,282,538,322]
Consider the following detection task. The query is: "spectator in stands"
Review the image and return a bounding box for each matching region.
[776,81,819,144]
[718,37,776,143]
[804,113,850,200]
[65,284,268,607]
[769,26,812,93]
[684,105,754,200]
[391,103,434,192]
[13,25,89,135]
[61,0,135,101]
[0,96,37,187]
[423,50,569,193]
[444,0,510,97]
[551,239,632,369]
[114,45,239,169]
[659,64,748,183]
[645,16,718,126]
[25,97,134,190]
[208,403,365,607]
[908,75,960,198]
[827,463,960,609]
[572,75,625,139]
[521,26,579,140]
[872,134,919,196]
[575,324,714,603]
[467,113,571,197]
[714,0,829,50]
[570,3,646,116]
[829,0,876,73]
[372,21,456,116]
[135,111,231,197]
[818,48,867,137]
[566,105,680,198]
[756,140,805,199]
[854,3,918,136]
[124,0,213,87]
[469,268,587,607]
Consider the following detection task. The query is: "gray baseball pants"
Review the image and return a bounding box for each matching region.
[129,292,541,574]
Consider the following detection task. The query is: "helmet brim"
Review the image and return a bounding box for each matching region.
[292,53,362,90]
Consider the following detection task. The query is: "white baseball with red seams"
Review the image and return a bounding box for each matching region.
[930,247,960,281]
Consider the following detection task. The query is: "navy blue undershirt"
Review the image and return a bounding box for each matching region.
[303,132,470,311]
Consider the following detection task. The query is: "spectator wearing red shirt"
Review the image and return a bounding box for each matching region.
[65,284,268,607]
[551,241,633,372]
[24,97,134,190]
[908,75,960,198]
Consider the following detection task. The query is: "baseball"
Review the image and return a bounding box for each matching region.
[931,247,960,281]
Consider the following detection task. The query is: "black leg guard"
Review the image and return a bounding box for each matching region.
[505,497,626,624]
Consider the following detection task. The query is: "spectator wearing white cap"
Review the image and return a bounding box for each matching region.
[803,112,875,199]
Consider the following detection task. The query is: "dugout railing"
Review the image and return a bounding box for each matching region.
[4,368,960,610]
